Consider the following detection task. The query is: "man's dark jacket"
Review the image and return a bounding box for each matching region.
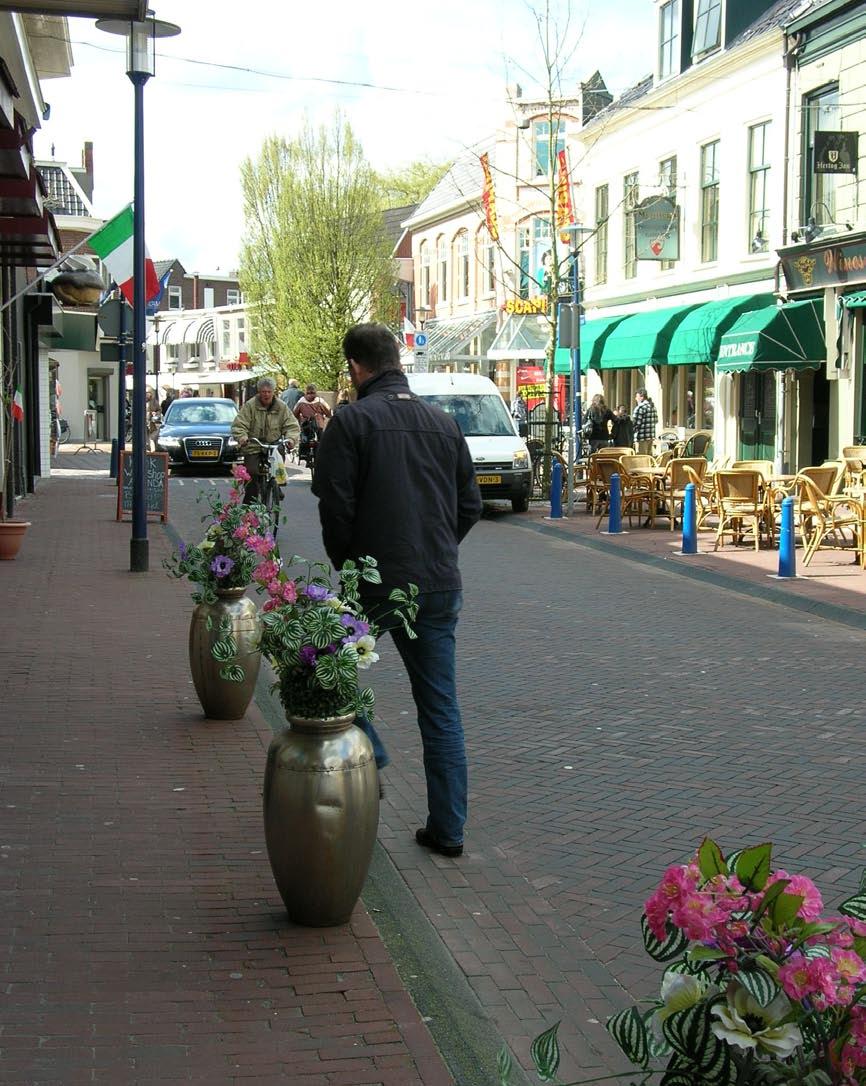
[312,369,482,596]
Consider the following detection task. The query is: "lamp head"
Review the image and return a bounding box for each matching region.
[96,11,181,78]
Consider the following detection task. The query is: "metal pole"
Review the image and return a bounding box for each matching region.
[118,294,127,455]
[130,70,149,572]
[567,246,582,516]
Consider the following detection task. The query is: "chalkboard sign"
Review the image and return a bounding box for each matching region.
[116,451,169,522]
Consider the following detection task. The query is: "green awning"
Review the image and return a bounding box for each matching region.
[716,299,825,372]
[665,294,776,366]
[597,302,701,371]
[553,313,629,374]
[841,291,866,309]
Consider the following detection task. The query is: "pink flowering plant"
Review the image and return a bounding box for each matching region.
[257,553,418,720]
[505,839,866,1086]
[164,464,278,605]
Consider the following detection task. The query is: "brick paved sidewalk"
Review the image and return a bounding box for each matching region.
[0,462,452,1085]
[521,495,866,621]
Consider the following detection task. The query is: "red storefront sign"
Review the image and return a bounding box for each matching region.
[516,364,565,415]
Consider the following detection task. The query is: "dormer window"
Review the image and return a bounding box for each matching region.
[693,0,721,58]
[659,0,679,80]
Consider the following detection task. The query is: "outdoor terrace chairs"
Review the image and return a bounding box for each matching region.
[657,457,708,531]
[713,470,764,552]
[791,473,862,566]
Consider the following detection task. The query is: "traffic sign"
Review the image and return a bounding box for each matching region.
[414,331,428,348]
[413,330,428,372]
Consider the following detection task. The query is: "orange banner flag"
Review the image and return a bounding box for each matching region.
[480,153,500,243]
[555,148,575,243]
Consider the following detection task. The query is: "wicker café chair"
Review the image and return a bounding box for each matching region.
[585,449,633,513]
[620,454,655,472]
[714,470,764,551]
[792,473,862,566]
[593,456,626,528]
[731,459,774,483]
[842,446,866,489]
[658,457,709,531]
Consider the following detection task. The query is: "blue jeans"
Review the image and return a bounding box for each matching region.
[357,590,467,847]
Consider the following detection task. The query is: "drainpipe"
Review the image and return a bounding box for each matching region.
[782,32,804,245]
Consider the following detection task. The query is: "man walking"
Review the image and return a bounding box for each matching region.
[281,379,302,410]
[313,323,482,858]
[633,387,659,455]
[231,377,299,502]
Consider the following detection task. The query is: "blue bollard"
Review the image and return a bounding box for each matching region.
[109,437,119,479]
[778,496,796,578]
[682,482,697,554]
[608,473,622,533]
[550,460,563,519]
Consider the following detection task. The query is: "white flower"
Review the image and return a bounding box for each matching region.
[199,540,215,552]
[354,635,379,670]
[710,983,802,1058]
[653,972,711,1039]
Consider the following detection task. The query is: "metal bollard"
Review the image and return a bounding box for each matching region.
[608,473,622,533]
[778,496,796,578]
[682,482,697,554]
[550,460,563,519]
[109,437,119,479]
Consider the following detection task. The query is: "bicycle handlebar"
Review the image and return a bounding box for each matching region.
[242,436,293,450]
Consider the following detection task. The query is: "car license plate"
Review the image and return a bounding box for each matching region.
[190,449,218,459]
[476,474,502,484]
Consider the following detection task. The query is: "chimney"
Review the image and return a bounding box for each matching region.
[79,141,94,201]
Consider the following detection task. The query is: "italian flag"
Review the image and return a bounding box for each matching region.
[89,205,159,306]
[11,386,23,422]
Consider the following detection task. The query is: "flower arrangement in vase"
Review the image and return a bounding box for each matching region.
[257,553,418,721]
[164,464,278,606]
[504,838,866,1086]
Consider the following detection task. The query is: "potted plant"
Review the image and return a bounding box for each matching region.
[507,838,866,1085]
[0,387,30,560]
[164,464,278,719]
[258,554,417,926]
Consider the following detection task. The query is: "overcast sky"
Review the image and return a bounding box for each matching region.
[33,0,655,274]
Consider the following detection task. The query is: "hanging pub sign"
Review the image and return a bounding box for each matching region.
[634,196,680,261]
[814,131,858,175]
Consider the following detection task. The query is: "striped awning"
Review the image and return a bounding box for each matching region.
[183,316,216,345]
[425,311,497,362]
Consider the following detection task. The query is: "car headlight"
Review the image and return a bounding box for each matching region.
[512,450,530,470]
[226,437,238,447]
[160,436,181,447]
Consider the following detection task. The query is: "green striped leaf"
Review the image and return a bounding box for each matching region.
[642,913,689,962]
[737,966,780,1008]
[642,1007,672,1059]
[840,893,866,922]
[211,637,237,663]
[219,664,245,683]
[606,1006,649,1068]
[496,1044,513,1086]
[661,1002,731,1084]
[529,1021,561,1082]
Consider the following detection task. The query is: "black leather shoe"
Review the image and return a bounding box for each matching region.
[415,827,463,858]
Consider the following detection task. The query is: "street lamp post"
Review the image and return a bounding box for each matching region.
[562,225,593,516]
[96,10,180,573]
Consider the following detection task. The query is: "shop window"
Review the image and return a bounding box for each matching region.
[803,84,840,226]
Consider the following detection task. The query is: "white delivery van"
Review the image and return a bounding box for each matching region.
[406,372,532,513]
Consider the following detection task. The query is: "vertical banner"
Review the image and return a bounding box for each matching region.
[479,153,500,242]
[555,149,575,243]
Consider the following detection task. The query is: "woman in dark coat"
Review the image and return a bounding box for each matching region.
[583,393,615,452]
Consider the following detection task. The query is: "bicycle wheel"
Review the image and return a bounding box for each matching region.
[261,478,281,537]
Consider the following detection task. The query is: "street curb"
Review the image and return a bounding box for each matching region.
[252,666,530,1086]
[519,514,866,632]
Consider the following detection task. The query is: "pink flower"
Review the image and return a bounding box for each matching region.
[766,870,824,921]
[267,579,282,598]
[246,533,275,557]
[671,892,728,943]
[262,598,280,613]
[832,947,866,986]
[644,864,700,941]
[242,511,260,529]
[232,464,251,483]
[253,560,280,584]
[233,524,250,541]
[280,580,298,603]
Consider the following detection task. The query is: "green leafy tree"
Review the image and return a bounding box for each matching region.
[239,115,398,390]
[375,158,450,209]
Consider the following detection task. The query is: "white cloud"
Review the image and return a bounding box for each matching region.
[33,0,653,271]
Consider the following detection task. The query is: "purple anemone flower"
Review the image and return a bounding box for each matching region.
[210,554,235,578]
[298,645,318,668]
[178,540,188,560]
[304,584,330,601]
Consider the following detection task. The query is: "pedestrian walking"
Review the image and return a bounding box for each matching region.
[510,390,528,438]
[281,379,302,410]
[312,322,482,858]
[293,384,332,431]
[611,404,634,448]
[231,377,299,502]
[334,388,351,412]
[583,393,615,453]
[633,387,659,455]
[145,387,162,451]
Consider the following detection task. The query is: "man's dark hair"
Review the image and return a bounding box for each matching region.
[343,323,400,374]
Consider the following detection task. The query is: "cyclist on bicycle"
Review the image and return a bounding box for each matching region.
[231,377,299,502]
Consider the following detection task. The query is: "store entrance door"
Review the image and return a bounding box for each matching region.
[738,372,776,461]
[87,375,109,440]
